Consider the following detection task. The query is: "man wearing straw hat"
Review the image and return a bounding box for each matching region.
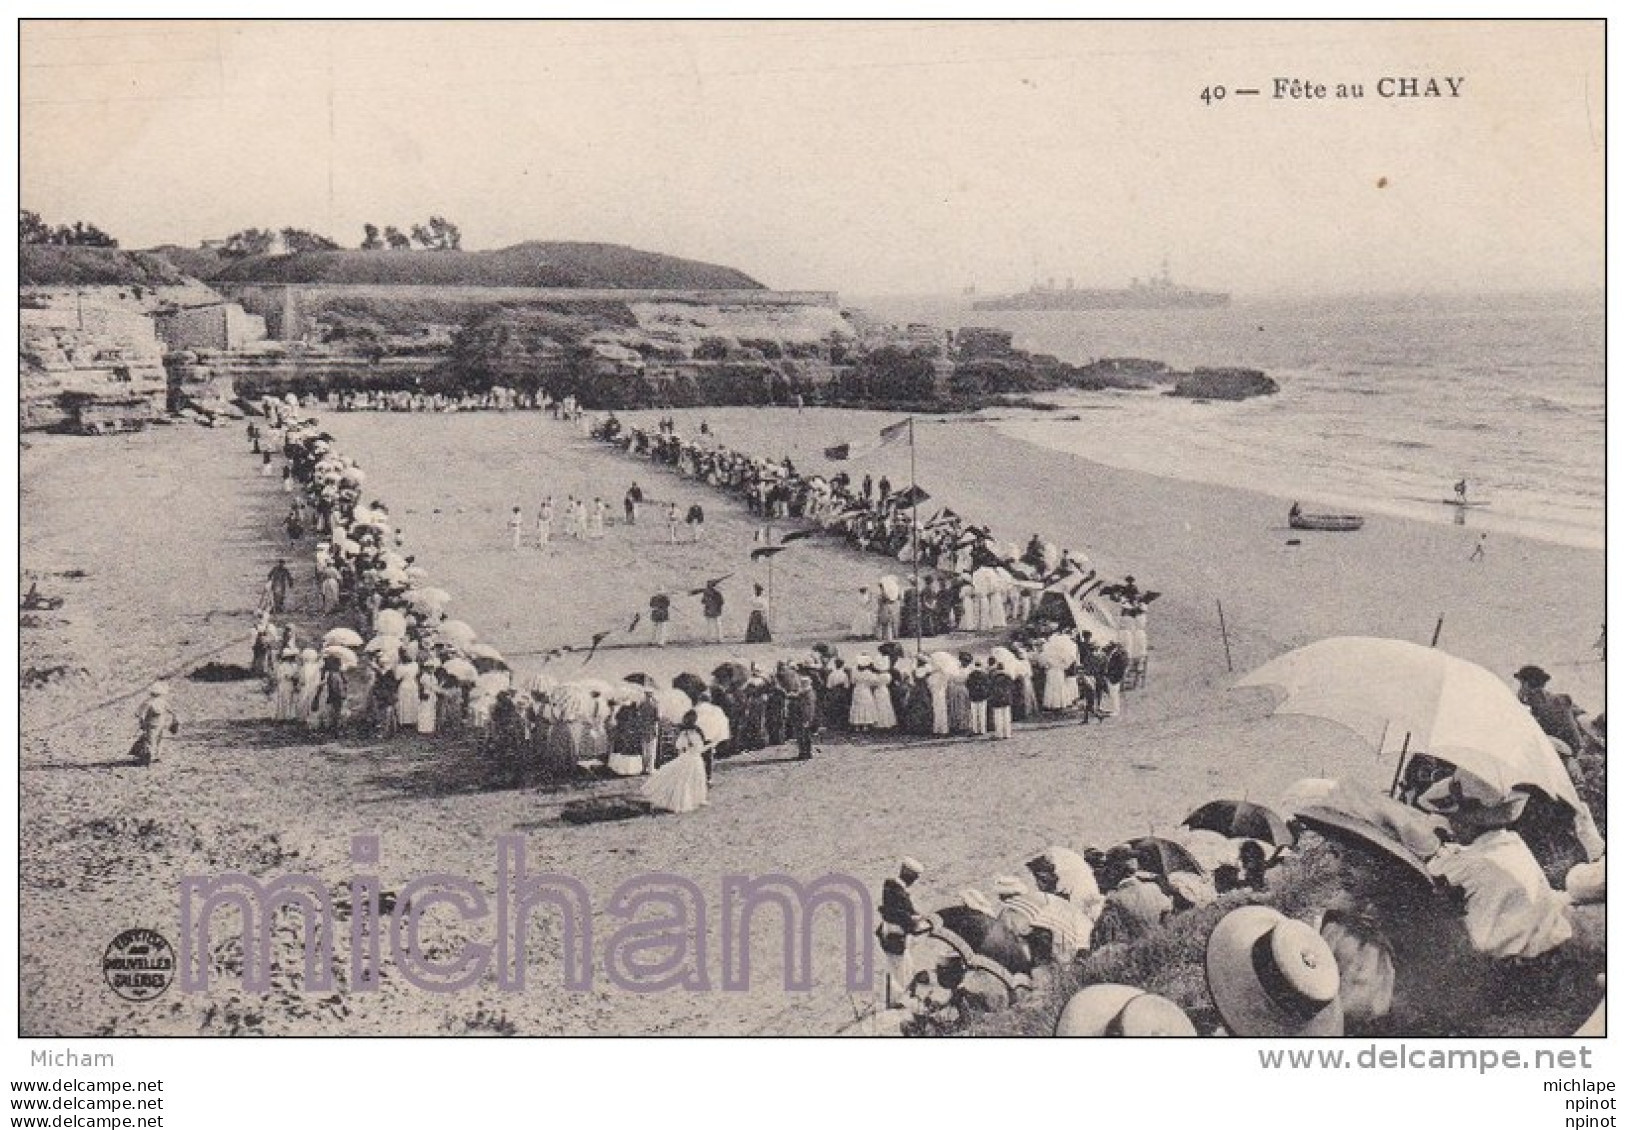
[877,858,928,1005]
[131,683,179,766]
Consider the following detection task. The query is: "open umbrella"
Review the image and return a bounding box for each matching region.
[408,587,452,611]
[1182,799,1296,847]
[672,672,709,702]
[374,609,408,638]
[692,701,731,744]
[1128,836,1206,877]
[466,643,505,661]
[442,658,478,683]
[436,620,478,646]
[926,904,1033,978]
[652,687,693,724]
[1234,636,1583,812]
[320,644,358,669]
[322,627,365,649]
[363,634,402,656]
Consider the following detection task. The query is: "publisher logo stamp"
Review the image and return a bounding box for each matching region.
[103,929,175,1002]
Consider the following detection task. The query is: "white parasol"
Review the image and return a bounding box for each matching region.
[692,701,731,744]
[1236,637,1583,811]
[322,627,365,649]
[374,609,408,638]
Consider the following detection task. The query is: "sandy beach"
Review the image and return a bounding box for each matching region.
[19,407,1605,1036]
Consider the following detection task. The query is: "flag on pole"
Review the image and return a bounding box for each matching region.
[823,417,913,462]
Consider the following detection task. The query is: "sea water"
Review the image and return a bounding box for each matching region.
[848,292,1604,551]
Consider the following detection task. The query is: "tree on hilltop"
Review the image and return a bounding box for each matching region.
[410,215,462,251]
[220,228,277,257]
[279,227,340,254]
[360,223,384,250]
[384,225,412,250]
[20,209,119,247]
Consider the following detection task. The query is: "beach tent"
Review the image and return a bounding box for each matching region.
[1029,587,1117,639]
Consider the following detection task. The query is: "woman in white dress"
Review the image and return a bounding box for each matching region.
[643,714,709,813]
[296,650,323,730]
[273,648,301,721]
[850,587,876,639]
[416,665,440,735]
[871,657,898,731]
[394,659,420,729]
[847,657,880,730]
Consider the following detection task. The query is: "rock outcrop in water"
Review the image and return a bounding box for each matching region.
[1165,367,1278,401]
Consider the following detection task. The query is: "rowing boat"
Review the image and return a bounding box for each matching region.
[1289,511,1365,532]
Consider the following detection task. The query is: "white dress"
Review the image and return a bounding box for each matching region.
[395,662,420,727]
[852,592,878,638]
[871,670,898,730]
[848,669,880,728]
[644,730,709,813]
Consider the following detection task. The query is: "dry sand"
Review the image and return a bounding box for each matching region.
[19,407,1604,1036]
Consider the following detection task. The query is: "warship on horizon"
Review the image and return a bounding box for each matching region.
[972,261,1229,311]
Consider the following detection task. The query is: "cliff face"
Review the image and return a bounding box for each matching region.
[20,290,173,429]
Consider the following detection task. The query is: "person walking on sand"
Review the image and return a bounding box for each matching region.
[746,583,773,644]
[1455,478,1469,504]
[537,497,554,547]
[1469,533,1486,563]
[266,558,294,614]
[508,506,525,550]
[625,482,643,525]
[650,592,672,647]
[131,683,178,766]
[667,503,682,544]
[316,655,347,735]
[589,497,607,539]
[686,503,706,543]
[701,580,725,643]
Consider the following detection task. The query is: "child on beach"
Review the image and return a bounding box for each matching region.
[537,497,553,547]
[508,506,525,550]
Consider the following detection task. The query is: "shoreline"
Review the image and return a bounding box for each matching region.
[980,394,1604,553]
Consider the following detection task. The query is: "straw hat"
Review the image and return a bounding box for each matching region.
[1514,665,1551,687]
[1055,984,1197,1037]
[992,875,1028,899]
[1205,906,1343,1037]
[148,681,169,697]
[899,857,925,878]
[959,889,996,916]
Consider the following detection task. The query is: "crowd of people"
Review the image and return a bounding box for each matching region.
[230,395,1605,1037]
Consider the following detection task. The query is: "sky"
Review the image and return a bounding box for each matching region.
[19,19,1604,296]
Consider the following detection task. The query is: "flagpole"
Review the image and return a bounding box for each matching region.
[910,417,922,656]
